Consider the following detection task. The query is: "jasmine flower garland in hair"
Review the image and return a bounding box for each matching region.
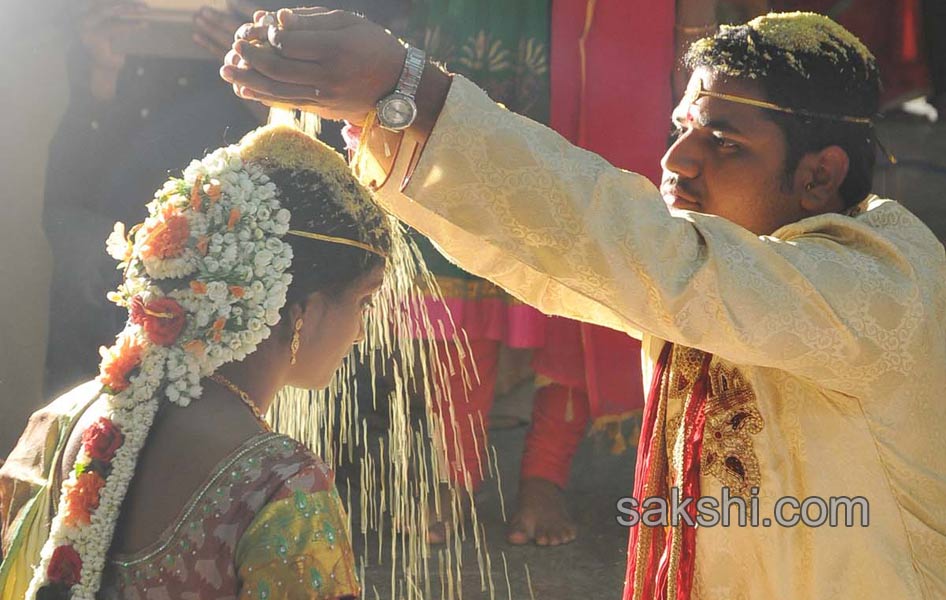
[27,144,295,600]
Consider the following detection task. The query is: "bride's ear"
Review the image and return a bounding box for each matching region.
[297,291,330,333]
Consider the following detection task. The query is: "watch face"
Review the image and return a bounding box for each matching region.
[379,96,416,129]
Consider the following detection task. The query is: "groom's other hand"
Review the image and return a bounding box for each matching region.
[193,1,259,62]
[222,8,403,123]
[220,7,450,136]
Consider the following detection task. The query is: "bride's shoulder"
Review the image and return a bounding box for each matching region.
[1,380,102,506]
[28,379,102,427]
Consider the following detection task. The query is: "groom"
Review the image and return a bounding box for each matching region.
[222,10,946,599]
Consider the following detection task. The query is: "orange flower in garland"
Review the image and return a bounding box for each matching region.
[98,334,144,393]
[46,545,82,586]
[183,339,206,356]
[138,204,190,260]
[227,207,241,230]
[190,175,204,211]
[62,471,106,528]
[130,296,187,346]
[195,235,210,256]
[205,181,222,203]
[211,317,227,342]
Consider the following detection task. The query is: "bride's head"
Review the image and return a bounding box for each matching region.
[32,124,411,600]
[242,126,392,389]
[102,123,395,406]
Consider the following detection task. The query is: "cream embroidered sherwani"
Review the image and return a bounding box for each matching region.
[353,76,946,599]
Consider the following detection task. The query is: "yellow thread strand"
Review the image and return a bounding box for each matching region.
[501,551,513,600]
[525,563,536,600]
[491,445,508,523]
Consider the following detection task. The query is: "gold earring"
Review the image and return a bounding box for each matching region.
[290,318,303,365]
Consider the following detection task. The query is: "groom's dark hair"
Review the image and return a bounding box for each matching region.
[685,13,882,208]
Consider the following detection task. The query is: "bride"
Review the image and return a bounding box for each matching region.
[0,123,398,599]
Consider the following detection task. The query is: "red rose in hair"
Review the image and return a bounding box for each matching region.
[46,545,82,586]
[130,296,187,346]
[80,417,123,462]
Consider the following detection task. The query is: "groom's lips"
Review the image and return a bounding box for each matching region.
[661,184,701,211]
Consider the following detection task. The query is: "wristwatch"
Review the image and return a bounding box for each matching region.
[376,46,426,131]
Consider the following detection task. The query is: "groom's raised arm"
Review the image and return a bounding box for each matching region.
[353,75,666,340]
[223,9,927,395]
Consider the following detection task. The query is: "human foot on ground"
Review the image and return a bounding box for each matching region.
[426,482,473,545]
[506,477,577,546]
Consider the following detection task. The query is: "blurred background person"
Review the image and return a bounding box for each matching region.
[42,0,267,400]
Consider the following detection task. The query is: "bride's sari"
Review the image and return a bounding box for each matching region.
[0,383,360,600]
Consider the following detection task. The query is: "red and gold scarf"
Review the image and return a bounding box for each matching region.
[624,343,713,600]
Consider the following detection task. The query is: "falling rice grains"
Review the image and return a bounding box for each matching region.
[525,563,536,600]
[501,551,512,600]
[265,221,492,599]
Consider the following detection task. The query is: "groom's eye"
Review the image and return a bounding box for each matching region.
[712,132,740,151]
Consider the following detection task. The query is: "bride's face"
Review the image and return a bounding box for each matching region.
[286,265,386,390]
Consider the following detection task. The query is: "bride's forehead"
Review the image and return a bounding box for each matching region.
[352,264,386,291]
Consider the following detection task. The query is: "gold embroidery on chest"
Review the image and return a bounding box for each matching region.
[668,346,708,406]
[702,362,764,498]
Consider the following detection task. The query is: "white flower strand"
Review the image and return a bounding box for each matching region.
[27,144,295,599]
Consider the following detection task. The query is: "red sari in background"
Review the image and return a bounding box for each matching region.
[518,0,675,487]
[771,0,929,106]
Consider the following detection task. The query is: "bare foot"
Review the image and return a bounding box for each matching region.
[427,482,472,545]
[506,477,577,546]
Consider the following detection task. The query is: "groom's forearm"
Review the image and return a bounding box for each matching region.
[350,64,452,192]
[408,63,452,146]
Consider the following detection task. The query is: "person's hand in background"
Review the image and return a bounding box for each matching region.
[74,0,147,101]
[193,0,260,62]
[194,0,270,123]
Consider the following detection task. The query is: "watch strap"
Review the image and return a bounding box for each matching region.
[395,46,426,99]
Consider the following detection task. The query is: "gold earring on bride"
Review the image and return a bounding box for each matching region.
[290,318,303,365]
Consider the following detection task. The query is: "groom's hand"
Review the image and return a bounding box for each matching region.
[221,8,439,126]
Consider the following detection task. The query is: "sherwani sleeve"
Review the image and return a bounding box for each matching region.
[352,75,930,396]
